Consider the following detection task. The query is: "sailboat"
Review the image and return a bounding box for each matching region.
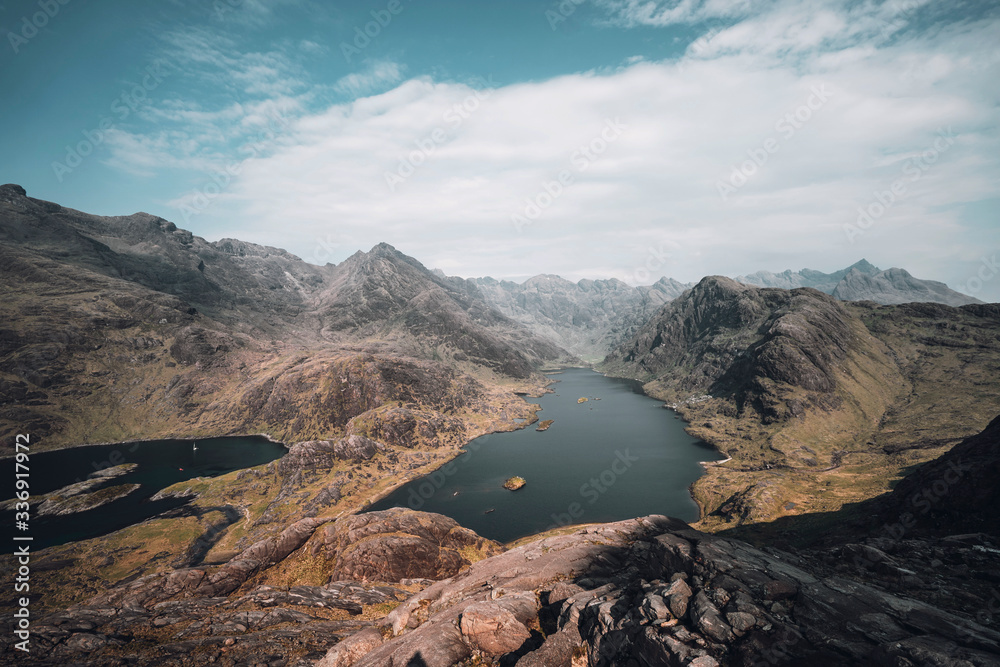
[192,441,198,451]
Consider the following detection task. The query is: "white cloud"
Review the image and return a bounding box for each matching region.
[334,61,405,98]
[125,1,1000,298]
[594,0,751,28]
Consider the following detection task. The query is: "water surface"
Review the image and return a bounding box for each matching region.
[369,368,723,543]
[2,436,286,549]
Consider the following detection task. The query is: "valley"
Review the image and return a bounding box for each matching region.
[1,184,999,666]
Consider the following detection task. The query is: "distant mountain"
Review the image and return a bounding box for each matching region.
[735,258,881,292]
[469,274,691,360]
[736,259,980,306]
[471,258,980,361]
[831,266,981,306]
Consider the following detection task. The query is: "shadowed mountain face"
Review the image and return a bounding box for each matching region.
[871,413,1000,537]
[470,274,691,360]
[601,276,891,415]
[0,184,568,450]
[736,258,980,307]
[601,275,1000,530]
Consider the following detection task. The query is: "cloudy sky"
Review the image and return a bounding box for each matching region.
[2,0,998,299]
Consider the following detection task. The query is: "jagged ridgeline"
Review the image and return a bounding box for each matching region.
[601,276,1000,531]
[467,260,979,364]
[0,184,572,451]
[4,184,1000,665]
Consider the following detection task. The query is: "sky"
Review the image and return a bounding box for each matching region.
[1,0,999,300]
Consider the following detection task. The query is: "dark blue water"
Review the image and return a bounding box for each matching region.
[2,436,286,549]
[369,368,723,543]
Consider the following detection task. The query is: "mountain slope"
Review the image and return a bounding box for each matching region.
[314,244,568,377]
[601,276,1000,530]
[0,185,564,451]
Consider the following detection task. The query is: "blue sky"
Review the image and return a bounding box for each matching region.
[2,0,999,300]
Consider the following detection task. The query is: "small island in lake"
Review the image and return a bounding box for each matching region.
[536,419,554,431]
[503,476,526,491]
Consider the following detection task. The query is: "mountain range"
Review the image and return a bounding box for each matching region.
[468,260,979,362]
[2,184,1000,666]
[735,258,980,306]
[0,183,568,450]
[468,274,689,360]
[601,275,1000,531]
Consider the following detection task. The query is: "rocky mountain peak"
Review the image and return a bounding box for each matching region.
[0,183,27,198]
[368,241,404,258]
[848,258,880,275]
[687,275,752,301]
[522,273,577,290]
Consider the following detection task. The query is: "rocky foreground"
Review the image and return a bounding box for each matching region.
[6,502,999,666]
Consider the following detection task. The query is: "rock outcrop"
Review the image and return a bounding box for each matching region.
[9,497,1000,666]
[346,515,1000,666]
[311,508,504,583]
[279,435,385,476]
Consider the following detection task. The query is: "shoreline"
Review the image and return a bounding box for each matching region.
[359,367,725,528]
[0,432,289,461]
[595,368,729,523]
[349,371,561,516]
